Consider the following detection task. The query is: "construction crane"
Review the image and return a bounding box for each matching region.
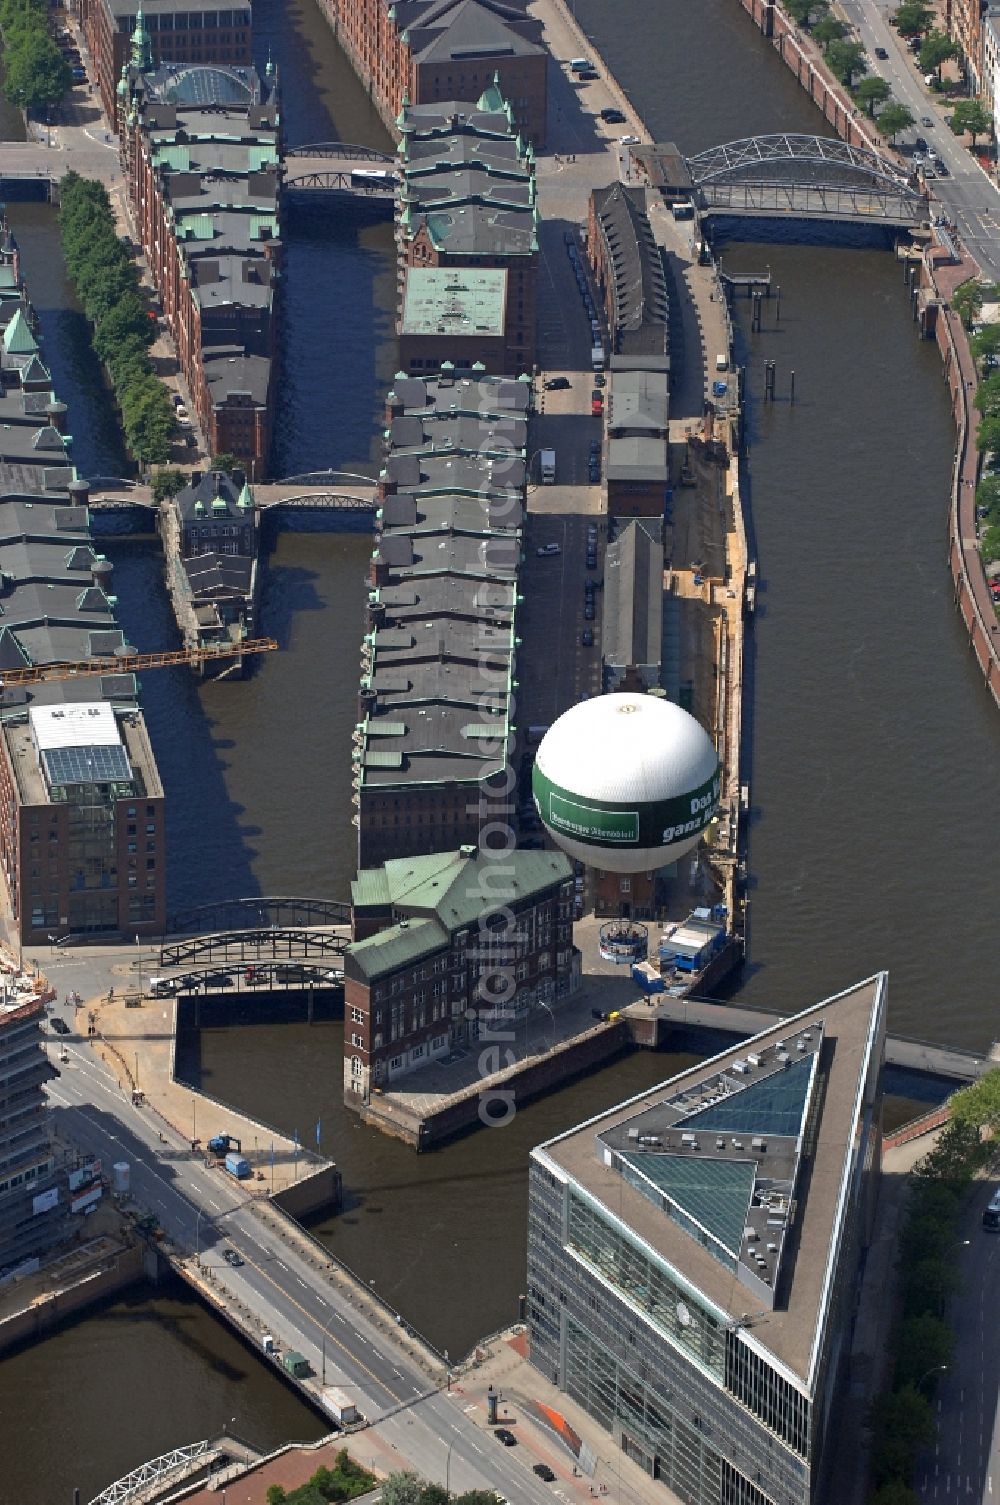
[0,637,278,687]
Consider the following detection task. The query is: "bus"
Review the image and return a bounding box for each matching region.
[984,1187,1000,1231]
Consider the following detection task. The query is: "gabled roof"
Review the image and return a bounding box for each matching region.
[3,308,38,356]
[412,0,543,62]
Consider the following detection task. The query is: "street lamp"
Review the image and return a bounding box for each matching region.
[444,1439,456,1495]
[320,1308,340,1386]
[915,1363,948,1392]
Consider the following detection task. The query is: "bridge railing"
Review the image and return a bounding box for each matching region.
[160,927,348,968]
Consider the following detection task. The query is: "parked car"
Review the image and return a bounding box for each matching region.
[533,1464,557,1482]
[593,372,606,388]
[537,543,561,556]
[914,136,928,150]
[591,398,603,416]
[586,552,597,570]
[494,1429,517,1447]
[223,1248,244,1267]
[584,600,595,620]
[921,116,933,127]
[936,160,949,176]
[50,1017,70,1035]
[581,627,594,646]
[576,68,599,80]
[600,106,626,123]
[875,45,888,58]
[588,463,601,482]
[621,134,640,145]
[588,441,601,457]
[544,376,570,390]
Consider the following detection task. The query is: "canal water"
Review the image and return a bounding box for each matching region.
[4,0,1000,1495]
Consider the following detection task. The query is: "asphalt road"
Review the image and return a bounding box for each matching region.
[916,1181,1000,1505]
[835,0,1000,277]
[43,1004,561,1503]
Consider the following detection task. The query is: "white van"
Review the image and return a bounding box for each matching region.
[715,353,729,372]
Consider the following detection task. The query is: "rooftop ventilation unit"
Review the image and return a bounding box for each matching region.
[731,1061,748,1075]
[716,1137,725,1150]
[732,1139,744,1150]
[681,1132,697,1146]
[751,1137,766,1151]
[746,1052,761,1067]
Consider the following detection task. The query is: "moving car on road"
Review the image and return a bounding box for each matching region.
[223,1248,244,1267]
[533,1464,557,1481]
[494,1429,517,1447]
[51,1017,70,1035]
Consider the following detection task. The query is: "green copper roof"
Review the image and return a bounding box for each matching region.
[155,144,191,171]
[249,144,278,170]
[250,214,278,241]
[3,308,38,356]
[211,496,228,512]
[177,214,215,242]
[477,76,505,112]
[237,481,254,511]
[131,4,152,70]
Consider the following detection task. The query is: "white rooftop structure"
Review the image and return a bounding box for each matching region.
[29,702,121,751]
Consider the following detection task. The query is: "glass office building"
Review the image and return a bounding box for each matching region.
[527,976,887,1505]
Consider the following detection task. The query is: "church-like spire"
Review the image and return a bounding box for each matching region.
[131,5,152,70]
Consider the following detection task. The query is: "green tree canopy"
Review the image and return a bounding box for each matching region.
[953,277,986,330]
[919,28,958,76]
[893,0,934,34]
[977,474,1000,516]
[151,467,187,504]
[827,38,868,85]
[209,453,240,474]
[949,99,993,144]
[783,0,829,26]
[901,1255,961,1318]
[870,1481,922,1505]
[812,15,846,47]
[972,323,1000,366]
[870,1387,935,1485]
[949,1066,1000,1135]
[856,76,892,115]
[380,1475,423,1505]
[974,371,1000,419]
[981,522,1000,564]
[3,29,72,112]
[894,1312,954,1389]
[879,102,915,140]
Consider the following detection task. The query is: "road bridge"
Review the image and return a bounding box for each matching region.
[688,133,926,228]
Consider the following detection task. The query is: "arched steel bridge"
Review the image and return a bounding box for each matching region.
[687,133,925,227]
[159,925,348,969]
[285,141,395,163]
[168,895,350,933]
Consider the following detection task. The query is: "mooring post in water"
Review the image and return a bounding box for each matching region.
[775,286,781,322]
[764,361,776,402]
[790,369,796,404]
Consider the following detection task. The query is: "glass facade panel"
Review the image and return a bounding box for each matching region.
[567,1190,725,1378]
[681,1057,814,1138]
[618,1151,755,1259]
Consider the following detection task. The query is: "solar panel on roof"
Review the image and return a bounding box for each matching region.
[42,743,132,786]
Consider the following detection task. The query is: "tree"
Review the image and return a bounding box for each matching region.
[975,371,1000,418]
[210,453,240,474]
[380,1475,423,1505]
[856,76,892,115]
[901,1256,960,1317]
[981,522,1000,564]
[266,1490,287,1505]
[972,323,1000,366]
[453,1494,512,1505]
[949,1066,1000,1135]
[949,99,993,145]
[3,30,72,112]
[919,28,958,78]
[893,0,934,35]
[953,277,986,329]
[894,1312,954,1389]
[152,467,187,503]
[783,0,829,26]
[870,1387,935,1486]
[827,38,868,85]
[879,102,916,141]
[417,1487,451,1505]
[870,1482,922,1505]
[977,474,1000,514]
[812,15,846,48]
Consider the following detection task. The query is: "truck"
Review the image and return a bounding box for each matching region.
[591,344,605,371]
[539,448,556,484]
[631,961,665,995]
[283,1350,312,1379]
[325,1386,360,1426]
[224,1151,252,1179]
[208,1133,241,1155]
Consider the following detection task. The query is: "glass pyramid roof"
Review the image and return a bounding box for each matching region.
[621,1153,755,1257]
[679,1055,815,1138]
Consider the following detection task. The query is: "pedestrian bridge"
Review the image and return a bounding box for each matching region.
[284,142,396,199]
[687,134,926,227]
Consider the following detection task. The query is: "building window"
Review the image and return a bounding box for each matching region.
[351,1032,364,1049]
[351,1056,364,1076]
[350,1006,364,1024]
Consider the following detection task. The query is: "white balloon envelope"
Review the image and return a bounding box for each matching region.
[532,693,721,874]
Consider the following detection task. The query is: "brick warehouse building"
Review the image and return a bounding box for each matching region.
[343,846,578,1101]
[315,0,547,147]
[396,83,538,376]
[119,45,280,478]
[354,369,531,869]
[80,0,253,124]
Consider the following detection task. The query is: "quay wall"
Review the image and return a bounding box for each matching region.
[358,1017,631,1150]
[735,0,1000,706]
[0,1242,145,1358]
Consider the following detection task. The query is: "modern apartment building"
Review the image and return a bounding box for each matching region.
[119,47,280,477]
[315,0,547,146]
[354,369,529,868]
[81,0,253,121]
[397,84,538,375]
[343,845,576,1100]
[0,992,63,1277]
[527,974,888,1505]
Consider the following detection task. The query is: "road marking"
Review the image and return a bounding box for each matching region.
[275,1259,289,1271]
